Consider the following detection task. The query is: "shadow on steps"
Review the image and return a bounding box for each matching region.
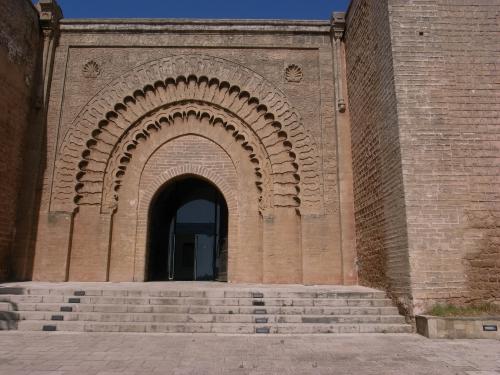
[0,310,19,330]
[0,286,22,330]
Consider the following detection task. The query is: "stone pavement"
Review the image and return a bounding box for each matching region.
[0,332,499,375]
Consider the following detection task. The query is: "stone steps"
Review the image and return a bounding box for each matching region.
[0,283,412,334]
[13,289,387,299]
[3,295,394,307]
[13,303,399,315]
[0,301,19,330]
[15,311,406,324]
[17,320,412,334]
[0,302,14,311]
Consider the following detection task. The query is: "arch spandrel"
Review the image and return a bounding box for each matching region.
[52,54,322,214]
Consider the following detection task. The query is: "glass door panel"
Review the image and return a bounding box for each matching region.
[173,234,195,280]
[195,234,215,280]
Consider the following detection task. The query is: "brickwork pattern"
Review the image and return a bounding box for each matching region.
[28,21,352,285]
[3,0,499,317]
[51,54,322,215]
[344,0,412,313]
[136,136,240,280]
[0,0,40,281]
[345,0,500,314]
[388,0,500,310]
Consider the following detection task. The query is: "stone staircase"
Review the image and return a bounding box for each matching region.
[0,283,412,334]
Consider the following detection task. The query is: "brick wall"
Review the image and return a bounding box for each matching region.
[346,0,500,314]
[31,19,350,285]
[389,0,500,311]
[0,0,41,281]
[344,0,413,314]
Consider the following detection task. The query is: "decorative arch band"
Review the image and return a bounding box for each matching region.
[52,54,322,214]
[97,103,279,213]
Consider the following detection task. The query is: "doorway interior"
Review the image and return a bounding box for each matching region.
[148,177,228,281]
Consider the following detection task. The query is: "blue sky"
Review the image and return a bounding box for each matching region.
[34,0,350,19]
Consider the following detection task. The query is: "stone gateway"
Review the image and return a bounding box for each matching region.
[0,0,499,318]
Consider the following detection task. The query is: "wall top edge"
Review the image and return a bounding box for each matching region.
[59,18,331,33]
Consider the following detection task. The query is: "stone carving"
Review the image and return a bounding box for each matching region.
[52,54,322,214]
[285,64,303,83]
[99,103,275,213]
[82,60,101,78]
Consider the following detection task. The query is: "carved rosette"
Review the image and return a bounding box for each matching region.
[285,64,303,83]
[82,60,101,78]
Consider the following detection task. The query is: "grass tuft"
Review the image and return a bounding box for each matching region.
[427,303,500,317]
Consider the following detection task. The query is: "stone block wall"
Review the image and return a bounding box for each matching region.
[0,0,41,281]
[345,0,500,314]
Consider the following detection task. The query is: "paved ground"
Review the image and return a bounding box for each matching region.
[0,332,498,375]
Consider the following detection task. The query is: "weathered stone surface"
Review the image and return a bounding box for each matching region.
[0,282,411,334]
[416,315,500,340]
[0,331,500,374]
[345,0,500,315]
[0,0,42,281]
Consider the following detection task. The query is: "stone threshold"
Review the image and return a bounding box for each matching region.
[0,282,381,293]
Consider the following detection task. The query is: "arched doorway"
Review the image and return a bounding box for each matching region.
[147,177,228,281]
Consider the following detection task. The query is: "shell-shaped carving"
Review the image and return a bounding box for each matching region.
[82,60,101,78]
[285,64,303,83]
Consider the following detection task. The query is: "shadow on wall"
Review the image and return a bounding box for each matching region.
[357,230,387,292]
[344,0,413,319]
[465,210,500,304]
[12,58,47,282]
[9,48,46,282]
[0,0,46,282]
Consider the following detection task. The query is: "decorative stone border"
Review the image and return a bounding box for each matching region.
[416,315,500,339]
[52,54,322,214]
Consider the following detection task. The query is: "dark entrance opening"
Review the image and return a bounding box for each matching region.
[148,177,228,281]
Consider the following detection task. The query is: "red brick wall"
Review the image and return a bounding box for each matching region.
[344,0,413,314]
[0,0,41,281]
[389,0,500,311]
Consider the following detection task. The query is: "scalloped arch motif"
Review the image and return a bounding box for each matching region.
[98,103,277,213]
[52,54,322,213]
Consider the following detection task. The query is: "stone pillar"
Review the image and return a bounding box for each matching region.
[36,0,63,112]
[18,0,64,281]
[230,212,262,283]
[301,214,343,284]
[68,206,112,281]
[109,211,136,282]
[32,212,73,281]
[263,207,302,284]
[331,12,358,284]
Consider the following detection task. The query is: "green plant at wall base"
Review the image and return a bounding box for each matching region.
[427,303,500,317]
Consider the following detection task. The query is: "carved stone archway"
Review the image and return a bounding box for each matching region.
[51,54,322,215]
[136,165,239,281]
[38,54,336,284]
[100,103,275,214]
[103,112,255,282]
